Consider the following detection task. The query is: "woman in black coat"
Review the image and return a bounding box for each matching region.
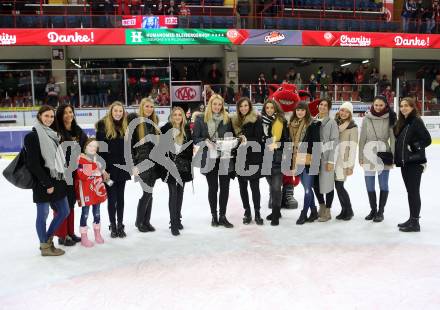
[96,101,131,238]
[231,97,264,225]
[24,105,70,256]
[129,97,161,233]
[53,104,88,246]
[193,94,236,228]
[394,97,431,232]
[160,107,194,236]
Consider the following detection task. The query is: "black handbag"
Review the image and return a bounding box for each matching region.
[369,118,394,166]
[3,148,35,189]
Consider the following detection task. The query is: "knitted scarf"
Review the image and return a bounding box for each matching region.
[207,113,223,139]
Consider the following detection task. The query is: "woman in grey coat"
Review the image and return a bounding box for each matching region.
[313,98,339,222]
[358,96,396,222]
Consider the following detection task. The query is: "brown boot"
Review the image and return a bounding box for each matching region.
[318,203,326,219]
[40,242,65,256]
[47,237,65,256]
[318,208,332,222]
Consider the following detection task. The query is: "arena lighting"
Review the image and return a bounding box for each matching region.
[362,59,370,64]
[340,62,352,67]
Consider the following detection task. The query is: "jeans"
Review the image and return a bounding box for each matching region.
[364,170,389,192]
[402,17,410,32]
[98,93,108,107]
[80,204,101,227]
[36,197,70,243]
[168,182,185,227]
[299,170,315,212]
[106,180,126,226]
[238,177,261,213]
[206,167,231,216]
[401,164,423,218]
[266,173,283,218]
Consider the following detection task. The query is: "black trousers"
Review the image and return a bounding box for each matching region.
[168,182,185,227]
[106,180,126,226]
[313,175,334,208]
[401,164,424,218]
[206,168,231,217]
[335,180,352,210]
[266,173,282,218]
[238,177,261,214]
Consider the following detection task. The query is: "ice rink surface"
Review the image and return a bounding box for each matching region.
[1,147,440,310]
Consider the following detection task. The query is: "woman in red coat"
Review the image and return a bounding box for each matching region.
[75,139,108,247]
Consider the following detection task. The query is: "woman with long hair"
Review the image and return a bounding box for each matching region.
[334,102,358,221]
[289,102,320,224]
[359,95,396,223]
[193,94,235,228]
[314,98,339,222]
[24,105,70,256]
[394,97,431,232]
[160,107,194,236]
[95,101,130,238]
[53,104,88,246]
[232,97,264,225]
[261,99,290,226]
[129,98,161,233]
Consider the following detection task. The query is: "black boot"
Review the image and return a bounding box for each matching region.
[117,223,127,238]
[177,220,184,230]
[243,209,252,225]
[211,214,219,227]
[266,213,282,221]
[281,184,298,209]
[373,191,388,223]
[109,224,118,238]
[136,197,149,232]
[399,217,420,232]
[143,196,155,232]
[255,210,264,225]
[365,191,377,220]
[296,209,308,225]
[58,236,76,246]
[69,234,81,243]
[306,206,319,222]
[335,208,346,220]
[343,204,354,221]
[219,215,234,228]
[268,193,272,209]
[398,218,411,228]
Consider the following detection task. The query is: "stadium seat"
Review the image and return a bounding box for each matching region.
[202,16,212,28]
[350,19,360,31]
[66,16,82,28]
[212,16,225,29]
[264,17,276,29]
[81,16,92,28]
[225,16,235,28]
[50,16,65,28]
[16,16,35,28]
[189,16,201,28]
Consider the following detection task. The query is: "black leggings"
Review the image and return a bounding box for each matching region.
[106,180,126,226]
[335,180,352,209]
[401,164,424,218]
[313,175,334,208]
[238,177,261,213]
[168,182,185,226]
[206,168,231,216]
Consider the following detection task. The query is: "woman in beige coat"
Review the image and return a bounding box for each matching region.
[358,95,396,222]
[334,102,358,221]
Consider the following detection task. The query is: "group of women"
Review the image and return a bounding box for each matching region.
[24,93,432,257]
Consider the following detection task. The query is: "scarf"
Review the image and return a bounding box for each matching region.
[369,105,396,127]
[338,120,350,133]
[207,113,223,139]
[290,118,307,147]
[261,112,275,127]
[34,121,66,180]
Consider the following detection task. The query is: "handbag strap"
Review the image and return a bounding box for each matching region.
[209,121,221,141]
[368,118,379,141]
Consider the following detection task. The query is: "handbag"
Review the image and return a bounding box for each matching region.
[2,148,35,189]
[369,118,394,166]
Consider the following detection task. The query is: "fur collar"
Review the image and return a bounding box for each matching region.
[232,110,258,135]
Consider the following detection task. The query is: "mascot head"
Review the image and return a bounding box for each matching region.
[269,82,319,117]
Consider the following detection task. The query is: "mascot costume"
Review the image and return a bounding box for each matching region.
[268,83,320,209]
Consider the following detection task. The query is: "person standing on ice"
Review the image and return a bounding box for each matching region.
[358,96,396,223]
[193,94,236,228]
[261,99,290,226]
[96,102,130,238]
[289,102,321,225]
[334,102,358,221]
[75,139,107,247]
[24,105,70,256]
[160,107,194,236]
[231,97,264,226]
[313,98,339,222]
[393,97,431,232]
[53,104,88,247]
[128,98,161,233]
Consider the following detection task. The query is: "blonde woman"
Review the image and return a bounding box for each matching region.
[129,98,161,234]
[193,94,235,228]
[334,102,358,221]
[160,107,193,236]
[95,101,130,238]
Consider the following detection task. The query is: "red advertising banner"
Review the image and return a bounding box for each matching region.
[122,15,178,29]
[0,29,126,46]
[302,31,440,49]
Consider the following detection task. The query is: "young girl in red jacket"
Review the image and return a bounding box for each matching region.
[75,138,108,247]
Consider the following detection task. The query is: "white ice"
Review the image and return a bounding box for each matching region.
[1,147,440,310]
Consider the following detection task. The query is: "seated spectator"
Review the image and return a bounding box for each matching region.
[179,1,191,16]
[157,85,170,106]
[167,0,178,15]
[45,77,60,108]
[431,73,440,103]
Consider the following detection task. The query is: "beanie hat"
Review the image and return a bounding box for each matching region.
[339,101,353,115]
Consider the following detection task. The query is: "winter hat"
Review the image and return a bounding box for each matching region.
[339,101,353,115]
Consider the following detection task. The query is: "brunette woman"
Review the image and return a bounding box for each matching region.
[193,94,235,228]
[54,104,88,246]
[232,97,264,225]
[24,105,70,256]
[394,97,431,232]
[96,101,130,238]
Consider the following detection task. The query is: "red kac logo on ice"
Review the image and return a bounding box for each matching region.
[0,33,17,45]
[47,31,95,44]
[175,87,197,101]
